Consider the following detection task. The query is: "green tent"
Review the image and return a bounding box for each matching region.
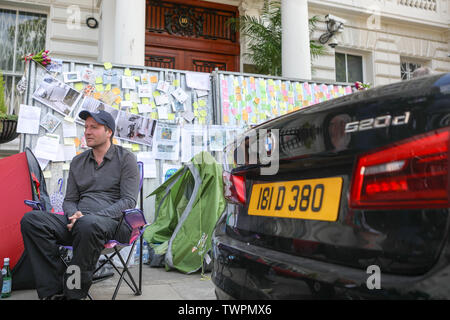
[143,152,226,274]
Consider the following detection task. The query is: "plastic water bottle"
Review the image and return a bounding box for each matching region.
[142,240,149,264]
[1,258,12,298]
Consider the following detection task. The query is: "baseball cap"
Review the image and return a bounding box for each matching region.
[79,110,115,135]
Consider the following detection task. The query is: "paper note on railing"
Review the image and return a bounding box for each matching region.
[136,152,157,178]
[17,104,41,135]
[34,134,60,161]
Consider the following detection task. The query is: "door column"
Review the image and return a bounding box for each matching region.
[114,0,146,66]
[281,0,311,80]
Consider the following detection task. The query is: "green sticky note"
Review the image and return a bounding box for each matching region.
[131,105,139,114]
[104,62,113,70]
[168,113,175,120]
[112,104,119,110]
[124,68,132,76]
[74,82,84,91]
[142,98,150,104]
[95,84,104,92]
[95,77,103,84]
[125,93,131,101]
[153,91,160,97]
[132,144,140,152]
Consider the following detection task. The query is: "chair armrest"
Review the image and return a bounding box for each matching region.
[123,209,148,230]
[24,200,45,211]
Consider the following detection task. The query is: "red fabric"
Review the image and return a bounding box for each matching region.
[0,152,32,269]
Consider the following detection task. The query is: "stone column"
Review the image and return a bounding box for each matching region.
[281,0,311,80]
[113,0,146,66]
[99,0,116,63]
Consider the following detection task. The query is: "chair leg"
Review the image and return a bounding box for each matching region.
[100,253,135,292]
[111,242,141,300]
[139,235,143,293]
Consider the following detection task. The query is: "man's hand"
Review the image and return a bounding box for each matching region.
[67,211,84,231]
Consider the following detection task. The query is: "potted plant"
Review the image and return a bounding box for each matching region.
[0,71,19,144]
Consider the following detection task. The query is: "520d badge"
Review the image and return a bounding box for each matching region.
[345,112,410,133]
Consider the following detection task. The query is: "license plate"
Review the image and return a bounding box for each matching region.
[248,177,343,221]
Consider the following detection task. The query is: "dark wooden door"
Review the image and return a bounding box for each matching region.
[145,0,240,72]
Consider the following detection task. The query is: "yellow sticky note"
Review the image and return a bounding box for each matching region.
[124,68,132,76]
[104,62,113,70]
[130,106,139,114]
[95,84,104,92]
[134,76,140,81]
[242,110,248,121]
[199,117,206,125]
[193,102,199,110]
[168,113,175,120]
[132,144,140,152]
[198,99,206,107]
[95,77,103,84]
[122,143,132,149]
[153,91,160,97]
[125,93,131,101]
[194,110,200,117]
[199,110,207,117]
[43,171,52,179]
[251,116,257,123]
[74,82,84,91]
[64,138,75,145]
[173,79,180,87]
[151,112,158,119]
[112,104,119,110]
[64,116,74,123]
[105,84,111,91]
[141,98,150,104]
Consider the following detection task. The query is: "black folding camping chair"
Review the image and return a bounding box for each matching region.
[26,161,148,300]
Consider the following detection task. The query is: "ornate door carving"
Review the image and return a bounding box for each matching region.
[145,0,240,72]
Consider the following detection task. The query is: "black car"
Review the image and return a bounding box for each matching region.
[211,73,450,299]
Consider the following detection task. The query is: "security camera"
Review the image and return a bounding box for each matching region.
[325,14,346,26]
[328,36,339,48]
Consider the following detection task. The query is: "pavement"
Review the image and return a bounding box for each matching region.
[6,264,217,300]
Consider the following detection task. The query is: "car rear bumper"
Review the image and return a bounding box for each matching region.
[211,220,450,300]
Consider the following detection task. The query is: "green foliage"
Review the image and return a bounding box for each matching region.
[0,71,7,115]
[0,71,17,121]
[227,0,326,76]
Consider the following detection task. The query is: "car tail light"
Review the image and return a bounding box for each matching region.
[223,171,246,205]
[350,128,450,210]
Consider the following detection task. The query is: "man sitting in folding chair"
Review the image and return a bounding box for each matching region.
[21,110,139,300]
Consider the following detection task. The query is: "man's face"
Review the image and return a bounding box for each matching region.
[84,116,112,148]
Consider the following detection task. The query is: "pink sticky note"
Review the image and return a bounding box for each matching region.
[246,106,252,113]
[231,108,238,116]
